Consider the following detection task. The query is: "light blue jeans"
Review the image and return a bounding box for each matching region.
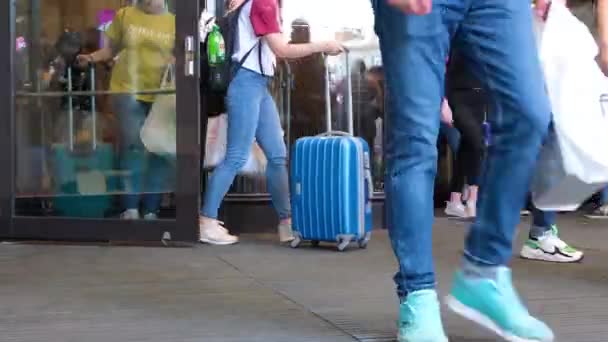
[372,0,551,298]
[114,95,172,214]
[201,68,291,220]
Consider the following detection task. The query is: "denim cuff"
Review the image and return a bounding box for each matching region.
[461,256,500,280]
[463,250,500,267]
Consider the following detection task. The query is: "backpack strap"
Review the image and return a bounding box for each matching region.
[258,41,264,76]
[236,40,261,71]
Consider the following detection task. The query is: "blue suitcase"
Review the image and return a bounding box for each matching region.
[290,52,373,251]
[51,65,118,218]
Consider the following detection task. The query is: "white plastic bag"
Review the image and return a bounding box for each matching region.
[140,65,176,156]
[204,114,267,175]
[531,3,608,210]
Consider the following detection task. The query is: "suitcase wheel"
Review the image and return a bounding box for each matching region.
[358,232,372,249]
[337,235,353,252]
[310,240,320,247]
[290,232,302,249]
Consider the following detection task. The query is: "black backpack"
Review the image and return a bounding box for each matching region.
[200,0,262,115]
[55,30,83,66]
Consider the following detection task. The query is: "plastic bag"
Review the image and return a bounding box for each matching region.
[531,2,608,210]
[204,114,267,175]
[140,65,176,156]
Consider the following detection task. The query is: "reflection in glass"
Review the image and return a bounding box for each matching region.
[330,53,384,192]
[14,0,177,219]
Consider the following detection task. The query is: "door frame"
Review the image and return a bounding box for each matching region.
[0,0,14,238]
[0,0,202,243]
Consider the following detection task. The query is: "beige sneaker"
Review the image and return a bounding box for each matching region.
[278,220,295,243]
[199,218,239,245]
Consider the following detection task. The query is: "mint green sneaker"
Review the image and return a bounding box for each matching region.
[446,268,554,342]
[398,290,448,342]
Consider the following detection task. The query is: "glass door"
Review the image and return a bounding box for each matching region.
[1,0,201,242]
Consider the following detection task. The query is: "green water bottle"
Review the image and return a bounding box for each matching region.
[207,24,225,66]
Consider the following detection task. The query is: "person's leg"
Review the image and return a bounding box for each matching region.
[586,186,608,218]
[602,187,608,206]
[459,139,480,217]
[441,122,468,217]
[531,207,556,237]
[114,95,150,219]
[451,92,485,217]
[446,1,554,340]
[133,101,169,219]
[372,1,457,340]
[199,69,265,244]
[446,132,469,218]
[142,152,172,218]
[520,207,584,262]
[255,87,293,242]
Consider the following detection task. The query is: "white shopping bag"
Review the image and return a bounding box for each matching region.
[531,3,608,211]
[204,114,267,175]
[140,65,176,156]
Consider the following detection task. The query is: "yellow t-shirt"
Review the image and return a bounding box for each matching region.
[106,6,175,102]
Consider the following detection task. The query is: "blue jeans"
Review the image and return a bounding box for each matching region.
[601,187,608,204]
[114,95,172,214]
[201,68,290,220]
[530,207,555,238]
[372,0,551,298]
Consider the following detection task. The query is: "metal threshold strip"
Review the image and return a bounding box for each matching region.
[316,314,396,341]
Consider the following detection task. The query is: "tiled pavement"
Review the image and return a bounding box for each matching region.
[1,214,608,342]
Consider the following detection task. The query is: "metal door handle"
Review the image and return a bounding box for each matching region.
[184,35,195,77]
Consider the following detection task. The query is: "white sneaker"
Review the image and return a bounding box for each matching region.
[465,201,476,218]
[121,209,140,220]
[143,213,158,220]
[278,221,295,243]
[520,225,584,263]
[445,201,468,218]
[199,218,239,245]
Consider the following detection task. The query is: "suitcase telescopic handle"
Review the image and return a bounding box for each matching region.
[315,131,351,137]
[323,48,353,135]
[67,63,97,152]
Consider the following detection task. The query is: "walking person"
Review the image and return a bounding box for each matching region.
[77,0,175,220]
[372,0,556,340]
[585,0,608,218]
[198,0,344,245]
[442,46,584,263]
[443,47,485,219]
